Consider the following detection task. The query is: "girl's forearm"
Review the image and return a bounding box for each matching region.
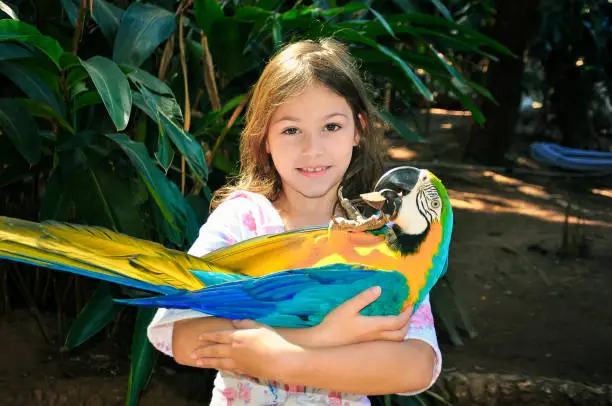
[172,317,319,366]
[280,339,436,395]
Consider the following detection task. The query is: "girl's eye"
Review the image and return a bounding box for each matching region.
[282,127,299,135]
[324,123,342,132]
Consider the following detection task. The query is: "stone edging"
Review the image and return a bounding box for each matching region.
[434,371,612,406]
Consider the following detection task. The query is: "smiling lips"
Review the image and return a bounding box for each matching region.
[297,166,331,177]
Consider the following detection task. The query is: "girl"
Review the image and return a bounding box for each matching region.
[147,38,442,405]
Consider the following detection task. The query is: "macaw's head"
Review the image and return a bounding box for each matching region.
[360,166,450,236]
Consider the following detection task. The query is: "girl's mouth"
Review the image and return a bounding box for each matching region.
[297,166,331,177]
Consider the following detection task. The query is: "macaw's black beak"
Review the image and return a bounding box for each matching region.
[360,166,422,220]
[375,166,421,193]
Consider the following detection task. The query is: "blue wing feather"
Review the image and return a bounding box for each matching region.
[117,264,410,328]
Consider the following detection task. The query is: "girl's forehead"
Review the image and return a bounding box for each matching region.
[272,84,352,114]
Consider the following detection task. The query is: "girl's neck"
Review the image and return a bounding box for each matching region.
[273,187,341,230]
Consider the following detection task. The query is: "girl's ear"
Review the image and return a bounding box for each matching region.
[354,113,366,146]
[265,137,270,153]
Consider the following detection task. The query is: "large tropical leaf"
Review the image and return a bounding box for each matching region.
[125,308,160,406]
[81,56,132,131]
[194,0,224,37]
[112,2,177,68]
[0,20,64,68]
[0,98,40,164]
[64,283,123,349]
[0,60,64,115]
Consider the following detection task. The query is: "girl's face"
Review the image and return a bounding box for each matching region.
[266,83,360,201]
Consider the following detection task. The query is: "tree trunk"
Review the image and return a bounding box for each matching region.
[465,0,541,165]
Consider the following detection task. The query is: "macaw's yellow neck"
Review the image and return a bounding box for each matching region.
[243,224,444,305]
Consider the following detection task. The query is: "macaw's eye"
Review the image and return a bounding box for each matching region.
[431,200,440,208]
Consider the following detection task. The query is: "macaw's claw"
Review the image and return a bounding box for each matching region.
[330,212,390,232]
[337,186,364,221]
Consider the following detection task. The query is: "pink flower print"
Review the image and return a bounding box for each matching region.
[409,300,434,330]
[221,388,238,406]
[284,384,306,394]
[242,212,257,233]
[328,391,342,406]
[238,382,252,402]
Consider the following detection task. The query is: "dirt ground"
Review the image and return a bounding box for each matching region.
[0,112,611,404]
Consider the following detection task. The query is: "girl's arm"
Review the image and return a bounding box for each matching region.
[171,285,412,365]
[282,339,435,395]
[191,295,441,396]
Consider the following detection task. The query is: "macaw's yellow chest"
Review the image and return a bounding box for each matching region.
[234,224,444,302]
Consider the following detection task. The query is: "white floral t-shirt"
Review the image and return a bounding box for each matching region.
[147,191,442,405]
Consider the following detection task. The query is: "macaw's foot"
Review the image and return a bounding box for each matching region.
[330,212,390,232]
[337,186,364,221]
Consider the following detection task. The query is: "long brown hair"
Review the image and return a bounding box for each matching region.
[211,38,386,210]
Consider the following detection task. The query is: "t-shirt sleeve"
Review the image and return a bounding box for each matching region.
[146,191,274,358]
[397,294,442,396]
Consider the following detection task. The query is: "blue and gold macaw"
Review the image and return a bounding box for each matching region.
[0,166,453,328]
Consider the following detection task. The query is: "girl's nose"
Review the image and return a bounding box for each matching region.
[301,132,324,157]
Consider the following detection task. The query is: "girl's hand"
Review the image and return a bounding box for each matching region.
[192,321,301,379]
[311,286,413,347]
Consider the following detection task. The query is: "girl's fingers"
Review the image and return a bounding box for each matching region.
[198,330,233,343]
[196,357,237,371]
[338,286,382,315]
[376,307,412,331]
[191,343,232,360]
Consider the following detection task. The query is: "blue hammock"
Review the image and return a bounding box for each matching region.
[530,142,612,172]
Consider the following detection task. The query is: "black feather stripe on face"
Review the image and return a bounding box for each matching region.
[392,223,429,255]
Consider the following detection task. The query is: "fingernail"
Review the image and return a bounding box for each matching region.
[196,360,203,366]
[370,286,381,295]
[190,352,197,360]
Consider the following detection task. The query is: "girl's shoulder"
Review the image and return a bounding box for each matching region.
[208,190,285,237]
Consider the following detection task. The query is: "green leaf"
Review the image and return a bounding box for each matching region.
[158,110,209,184]
[450,87,485,125]
[384,13,513,56]
[92,0,124,41]
[378,108,423,143]
[40,169,73,221]
[368,8,396,38]
[0,20,64,68]
[15,98,74,134]
[0,1,18,20]
[0,99,40,164]
[64,283,123,349]
[0,43,33,60]
[194,0,224,37]
[112,2,176,68]
[234,7,272,22]
[125,308,159,406]
[155,131,174,172]
[128,67,174,96]
[132,85,183,124]
[81,56,132,131]
[106,133,179,230]
[430,0,453,21]
[272,17,282,50]
[212,152,237,174]
[60,0,79,25]
[0,61,64,115]
[327,28,433,101]
[74,91,103,111]
[321,3,368,17]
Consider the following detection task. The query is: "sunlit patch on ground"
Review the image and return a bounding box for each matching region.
[592,188,612,199]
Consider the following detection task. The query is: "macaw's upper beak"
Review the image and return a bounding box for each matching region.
[359,191,387,211]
